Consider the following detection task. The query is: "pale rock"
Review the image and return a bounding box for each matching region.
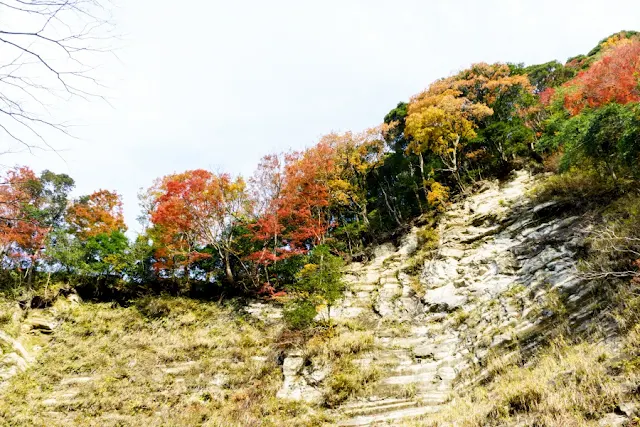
[0,331,33,363]
[67,293,82,305]
[2,352,28,371]
[413,344,437,359]
[617,401,638,418]
[598,413,627,427]
[210,373,228,388]
[303,364,330,385]
[25,317,56,333]
[282,355,304,376]
[423,283,467,312]
[60,376,94,385]
[440,247,465,260]
[422,259,459,288]
[316,170,587,425]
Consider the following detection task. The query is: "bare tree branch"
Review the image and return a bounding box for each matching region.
[580,225,640,282]
[0,0,116,153]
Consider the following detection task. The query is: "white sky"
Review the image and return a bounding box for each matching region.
[4,0,640,232]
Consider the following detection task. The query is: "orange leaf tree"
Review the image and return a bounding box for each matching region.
[0,167,47,265]
[66,190,126,240]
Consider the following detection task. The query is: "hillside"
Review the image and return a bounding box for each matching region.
[2,169,640,426]
[2,31,640,426]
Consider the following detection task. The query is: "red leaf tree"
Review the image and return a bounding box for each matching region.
[246,143,337,288]
[147,169,249,284]
[0,167,48,280]
[562,39,640,115]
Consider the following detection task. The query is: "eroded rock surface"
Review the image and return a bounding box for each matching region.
[330,170,594,426]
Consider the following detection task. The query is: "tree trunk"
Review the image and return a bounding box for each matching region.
[408,160,424,213]
[224,251,235,285]
[418,152,429,201]
[380,183,402,226]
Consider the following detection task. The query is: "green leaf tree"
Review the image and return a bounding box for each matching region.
[289,245,346,325]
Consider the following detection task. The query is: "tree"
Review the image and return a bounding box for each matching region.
[0,167,70,287]
[446,63,532,113]
[319,127,387,255]
[246,145,336,289]
[62,190,128,279]
[405,88,493,192]
[0,167,45,261]
[323,126,386,227]
[560,103,640,180]
[523,61,575,94]
[66,190,126,239]
[292,245,345,323]
[0,0,115,154]
[370,102,427,225]
[148,169,249,285]
[561,38,640,116]
[38,170,75,228]
[82,230,129,277]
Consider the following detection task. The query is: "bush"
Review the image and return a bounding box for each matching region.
[323,361,381,408]
[283,299,317,330]
[533,166,617,202]
[135,297,172,319]
[416,227,439,250]
[580,193,640,289]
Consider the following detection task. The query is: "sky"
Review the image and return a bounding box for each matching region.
[3,0,640,232]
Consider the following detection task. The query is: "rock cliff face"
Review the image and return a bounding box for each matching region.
[278,170,604,425]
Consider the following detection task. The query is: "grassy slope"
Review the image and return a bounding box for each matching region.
[0,298,327,427]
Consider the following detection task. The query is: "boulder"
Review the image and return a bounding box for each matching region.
[281,354,304,376]
[25,317,56,333]
[423,283,467,312]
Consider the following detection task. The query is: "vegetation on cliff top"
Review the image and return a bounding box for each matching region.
[2,30,640,325]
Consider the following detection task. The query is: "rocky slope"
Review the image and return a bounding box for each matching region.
[277,170,626,425]
[2,170,635,426]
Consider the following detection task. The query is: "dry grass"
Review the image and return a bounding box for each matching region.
[0,297,329,426]
[419,339,630,426]
[302,326,384,407]
[531,167,620,203]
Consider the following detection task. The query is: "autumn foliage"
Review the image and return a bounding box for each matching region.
[247,145,334,273]
[0,167,47,261]
[559,38,640,115]
[67,190,126,239]
[3,30,639,298]
[147,169,248,283]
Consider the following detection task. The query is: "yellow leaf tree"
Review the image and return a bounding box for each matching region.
[405,88,492,194]
[320,126,387,227]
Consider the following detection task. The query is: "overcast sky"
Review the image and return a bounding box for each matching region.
[5,0,640,232]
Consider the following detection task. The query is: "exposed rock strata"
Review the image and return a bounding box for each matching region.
[275,170,606,425]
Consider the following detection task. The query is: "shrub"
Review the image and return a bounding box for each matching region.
[580,193,640,288]
[323,361,381,408]
[134,297,172,319]
[416,227,439,250]
[533,166,617,202]
[283,299,317,330]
